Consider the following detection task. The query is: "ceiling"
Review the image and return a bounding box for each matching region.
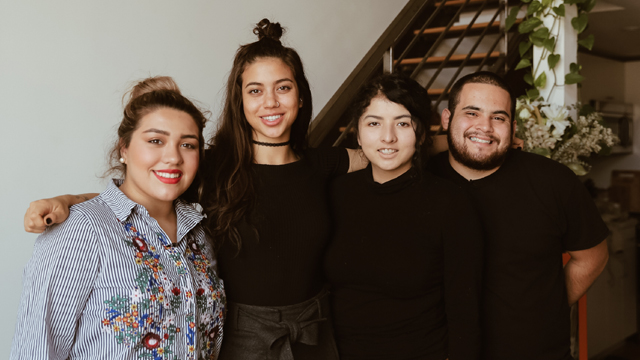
[586,0,640,61]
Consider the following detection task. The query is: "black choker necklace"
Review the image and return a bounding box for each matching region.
[251,140,291,147]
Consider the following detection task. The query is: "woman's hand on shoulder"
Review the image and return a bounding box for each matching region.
[23,194,96,233]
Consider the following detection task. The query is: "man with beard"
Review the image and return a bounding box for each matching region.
[428,71,609,360]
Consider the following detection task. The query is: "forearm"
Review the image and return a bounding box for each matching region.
[565,240,609,305]
[66,193,99,206]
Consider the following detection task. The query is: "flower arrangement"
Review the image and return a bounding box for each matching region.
[515,99,619,176]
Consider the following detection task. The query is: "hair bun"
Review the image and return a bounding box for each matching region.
[253,18,284,42]
[130,76,181,101]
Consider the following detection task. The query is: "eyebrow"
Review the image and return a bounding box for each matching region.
[244,78,295,88]
[363,114,412,120]
[142,128,199,140]
[461,105,511,119]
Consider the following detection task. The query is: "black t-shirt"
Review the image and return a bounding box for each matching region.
[216,147,349,306]
[325,165,483,360]
[428,150,609,360]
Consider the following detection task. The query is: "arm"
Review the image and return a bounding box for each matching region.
[346,148,368,173]
[11,213,99,359]
[24,193,98,233]
[565,239,608,305]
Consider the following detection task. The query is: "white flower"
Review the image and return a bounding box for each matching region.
[130,287,143,303]
[541,105,570,137]
[519,107,531,120]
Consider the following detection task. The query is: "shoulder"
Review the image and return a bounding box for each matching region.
[304,147,350,175]
[508,150,580,188]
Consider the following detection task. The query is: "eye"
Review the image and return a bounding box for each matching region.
[366,121,380,127]
[277,85,291,91]
[397,121,411,127]
[182,142,197,150]
[493,116,507,122]
[248,89,260,94]
[149,139,162,145]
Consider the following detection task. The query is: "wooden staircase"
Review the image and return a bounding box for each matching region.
[308,0,527,148]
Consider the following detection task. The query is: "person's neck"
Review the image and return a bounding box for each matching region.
[119,182,176,224]
[253,143,299,165]
[448,153,500,181]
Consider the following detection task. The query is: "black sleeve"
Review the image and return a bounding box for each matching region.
[562,176,610,251]
[441,185,483,360]
[306,147,350,177]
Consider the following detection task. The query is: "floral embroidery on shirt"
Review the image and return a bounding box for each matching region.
[101,220,225,360]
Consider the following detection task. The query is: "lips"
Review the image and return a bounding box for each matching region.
[153,170,182,184]
[260,114,284,126]
[467,132,497,145]
[378,148,399,156]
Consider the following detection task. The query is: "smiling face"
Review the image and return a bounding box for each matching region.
[442,82,514,178]
[119,107,200,210]
[241,57,302,143]
[358,96,417,183]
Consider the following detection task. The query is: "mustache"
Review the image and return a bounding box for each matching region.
[464,131,499,143]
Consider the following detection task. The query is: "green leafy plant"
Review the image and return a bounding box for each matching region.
[507,0,596,101]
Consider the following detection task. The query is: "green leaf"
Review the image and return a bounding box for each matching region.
[565,73,585,84]
[564,0,582,4]
[578,34,595,50]
[534,72,547,88]
[526,88,540,100]
[543,37,556,51]
[527,1,542,16]
[519,41,533,57]
[566,163,587,176]
[515,58,532,70]
[530,35,545,47]
[531,26,550,39]
[541,0,552,7]
[547,54,560,69]
[519,17,543,34]
[506,6,521,31]
[552,4,565,17]
[524,73,534,85]
[531,147,551,157]
[521,0,532,3]
[582,0,597,12]
[571,13,589,34]
[570,62,582,73]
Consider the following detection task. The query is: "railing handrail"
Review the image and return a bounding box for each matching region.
[308,0,431,148]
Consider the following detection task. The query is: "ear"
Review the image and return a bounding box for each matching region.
[119,139,128,163]
[511,119,517,138]
[299,98,303,109]
[441,109,452,131]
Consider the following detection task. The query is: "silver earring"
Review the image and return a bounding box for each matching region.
[119,157,125,164]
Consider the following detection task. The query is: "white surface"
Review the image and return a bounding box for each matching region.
[0,0,409,355]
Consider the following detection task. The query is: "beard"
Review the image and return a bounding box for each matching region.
[447,130,510,171]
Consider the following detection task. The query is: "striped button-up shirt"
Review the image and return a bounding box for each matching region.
[11,180,225,360]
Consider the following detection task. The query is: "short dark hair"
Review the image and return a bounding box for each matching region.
[448,71,515,120]
[348,73,433,169]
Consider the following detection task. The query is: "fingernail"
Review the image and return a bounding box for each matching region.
[45,218,52,225]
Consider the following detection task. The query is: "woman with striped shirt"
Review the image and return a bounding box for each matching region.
[11,76,225,360]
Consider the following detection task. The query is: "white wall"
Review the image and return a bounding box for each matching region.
[579,54,640,188]
[0,0,409,355]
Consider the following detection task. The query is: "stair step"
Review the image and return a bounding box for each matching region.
[396,51,500,66]
[414,19,522,36]
[428,88,446,96]
[436,0,490,6]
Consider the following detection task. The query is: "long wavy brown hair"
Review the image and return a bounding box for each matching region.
[202,19,313,251]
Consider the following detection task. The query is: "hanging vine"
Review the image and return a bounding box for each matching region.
[506,0,596,101]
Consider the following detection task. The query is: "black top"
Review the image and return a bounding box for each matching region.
[216,147,349,306]
[428,150,610,360]
[325,165,483,360]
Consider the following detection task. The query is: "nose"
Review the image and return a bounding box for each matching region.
[381,124,397,143]
[264,90,279,108]
[475,115,493,133]
[162,143,183,165]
